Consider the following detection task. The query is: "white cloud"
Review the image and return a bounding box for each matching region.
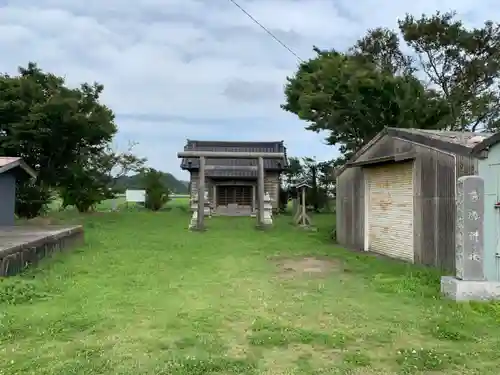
[0,0,494,179]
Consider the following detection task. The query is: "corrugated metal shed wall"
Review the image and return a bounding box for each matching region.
[336,135,477,271]
[366,162,414,261]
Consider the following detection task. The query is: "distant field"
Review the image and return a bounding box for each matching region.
[48,194,190,212]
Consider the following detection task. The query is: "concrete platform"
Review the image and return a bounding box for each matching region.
[441,276,500,301]
[0,225,84,276]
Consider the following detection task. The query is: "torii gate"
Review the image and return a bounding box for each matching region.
[177,151,286,230]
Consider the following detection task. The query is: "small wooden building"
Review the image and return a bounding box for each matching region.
[180,140,287,216]
[0,157,37,226]
[335,128,495,271]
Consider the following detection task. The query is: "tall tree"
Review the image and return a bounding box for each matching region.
[0,62,118,217]
[399,11,500,131]
[59,145,146,212]
[283,156,304,187]
[282,49,449,157]
[350,27,414,75]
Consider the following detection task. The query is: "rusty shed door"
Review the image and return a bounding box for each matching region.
[365,162,414,261]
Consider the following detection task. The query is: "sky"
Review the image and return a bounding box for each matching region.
[0,0,496,180]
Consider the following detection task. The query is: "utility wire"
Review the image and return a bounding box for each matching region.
[226,0,304,63]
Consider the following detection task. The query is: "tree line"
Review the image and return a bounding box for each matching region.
[283,11,500,168]
[0,63,170,216]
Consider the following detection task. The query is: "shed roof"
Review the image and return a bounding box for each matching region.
[0,157,37,178]
[335,127,496,179]
[180,140,288,174]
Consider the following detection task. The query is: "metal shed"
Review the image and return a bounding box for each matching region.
[0,157,37,226]
[474,134,500,281]
[180,140,288,216]
[335,128,493,271]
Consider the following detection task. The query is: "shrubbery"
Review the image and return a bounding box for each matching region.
[142,168,169,211]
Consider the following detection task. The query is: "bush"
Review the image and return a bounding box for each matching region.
[142,168,169,211]
[15,181,52,219]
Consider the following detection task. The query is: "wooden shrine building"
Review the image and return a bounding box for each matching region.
[180,140,288,216]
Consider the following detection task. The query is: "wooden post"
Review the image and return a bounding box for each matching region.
[301,187,306,226]
[213,184,217,211]
[252,185,256,211]
[257,156,265,227]
[197,156,205,230]
[293,182,313,228]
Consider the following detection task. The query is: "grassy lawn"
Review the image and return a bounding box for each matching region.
[1,208,500,374]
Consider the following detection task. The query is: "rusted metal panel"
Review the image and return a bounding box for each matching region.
[366,162,414,261]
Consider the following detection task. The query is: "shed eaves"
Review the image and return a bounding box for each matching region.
[400,128,494,147]
[334,127,496,179]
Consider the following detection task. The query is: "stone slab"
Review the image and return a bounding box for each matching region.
[0,225,83,254]
[441,276,500,301]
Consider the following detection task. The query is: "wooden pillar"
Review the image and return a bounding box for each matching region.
[213,184,217,209]
[252,185,256,211]
[197,156,205,230]
[257,156,265,226]
[301,187,306,226]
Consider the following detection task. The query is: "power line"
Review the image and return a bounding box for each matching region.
[226,0,304,63]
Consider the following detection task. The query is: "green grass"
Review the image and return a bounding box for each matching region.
[47,195,190,212]
[2,208,500,374]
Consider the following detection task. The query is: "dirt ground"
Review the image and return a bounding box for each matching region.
[272,256,342,277]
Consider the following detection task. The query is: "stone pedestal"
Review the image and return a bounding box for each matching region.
[189,196,198,230]
[441,175,500,301]
[441,276,500,301]
[203,191,211,217]
[262,192,273,225]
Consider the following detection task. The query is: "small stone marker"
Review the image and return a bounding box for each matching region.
[455,175,485,281]
[189,195,198,230]
[110,199,118,212]
[203,191,212,217]
[262,192,273,225]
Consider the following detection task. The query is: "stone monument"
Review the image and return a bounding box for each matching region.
[203,191,212,218]
[262,192,273,225]
[441,175,500,301]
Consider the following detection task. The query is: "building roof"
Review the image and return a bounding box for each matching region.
[396,128,494,148]
[335,127,496,179]
[0,157,37,178]
[180,140,288,175]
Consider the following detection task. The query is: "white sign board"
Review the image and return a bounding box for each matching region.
[125,189,146,203]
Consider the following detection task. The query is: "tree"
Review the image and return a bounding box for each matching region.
[399,11,500,131]
[283,50,449,157]
[283,156,304,188]
[0,62,117,217]
[59,145,146,212]
[142,168,169,211]
[350,27,414,75]
[281,156,334,211]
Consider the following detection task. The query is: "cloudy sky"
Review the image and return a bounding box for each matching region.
[0,0,495,179]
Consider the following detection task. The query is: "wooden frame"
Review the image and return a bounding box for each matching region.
[177,151,286,230]
[294,181,313,227]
